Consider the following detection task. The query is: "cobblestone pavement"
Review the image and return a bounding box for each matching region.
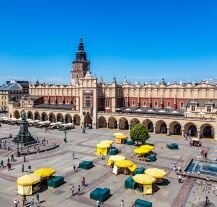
[0,123,217,207]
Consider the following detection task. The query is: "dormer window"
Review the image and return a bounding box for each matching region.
[167,102,171,108]
[155,101,158,108]
[132,100,135,106]
[143,101,146,107]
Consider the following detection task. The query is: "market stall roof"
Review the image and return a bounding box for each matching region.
[113,132,125,137]
[133,174,156,185]
[34,167,56,178]
[17,174,41,186]
[115,134,128,139]
[134,147,151,154]
[145,168,167,179]
[100,140,113,145]
[139,145,155,150]
[97,142,110,148]
[114,160,135,168]
[109,155,126,161]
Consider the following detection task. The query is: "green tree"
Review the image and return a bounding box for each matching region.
[130,123,150,145]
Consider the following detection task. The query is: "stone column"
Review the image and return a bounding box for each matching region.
[197,128,200,139]
[181,128,185,137]
[117,122,119,130]
[128,124,131,131]
[167,127,170,136]
[153,125,156,134]
[107,122,109,129]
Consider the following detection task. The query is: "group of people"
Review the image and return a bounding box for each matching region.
[14,192,40,207]
[96,199,124,207]
[70,177,86,196]
[0,139,11,150]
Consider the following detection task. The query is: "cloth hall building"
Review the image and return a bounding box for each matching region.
[8,38,217,140]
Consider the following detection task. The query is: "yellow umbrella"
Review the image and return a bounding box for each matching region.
[115,134,128,139]
[114,160,134,168]
[133,174,156,185]
[109,155,126,161]
[145,168,167,179]
[108,155,126,166]
[134,147,151,154]
[113,132,125,136]
[140,145,154,150]
[17,174,41,186]
[100,140,113,145]
[34,168,56,177]
[97,142,110,148]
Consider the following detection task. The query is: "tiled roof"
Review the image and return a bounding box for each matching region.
[0,82,22,91]
[33,104,74,110]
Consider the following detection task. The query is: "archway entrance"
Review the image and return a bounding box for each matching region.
[201,125,214,138]
[160,123,167,134]
[41,112,48,121]
[65,114,72,123]
[27,111,33,119]
[174,124,181,135]
[188,125,197,137]
[108,117,117,129]
[14,110,20,119]
[57,113,64,122]
[119,117,129,130]
[130,118,140,128]
[49,113,56,122]
[84,112,92,128]
[73,114,80,125]
[98,116,107,128]
[34,112,40,120]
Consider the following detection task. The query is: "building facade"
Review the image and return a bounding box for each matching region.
[8,38,217,140]
[0,80,29,112]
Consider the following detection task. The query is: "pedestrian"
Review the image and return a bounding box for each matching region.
[206,196,209,205]
[28,165,31,173]
[13,198,19,207]
[120,200,124,207]
[96,200,101,207]
[100,152,103,160]
[36,192,40,204]
[72,152,75,160]
[71,184,74,196]
[8,157,10,163]
[178,175,182,183]
[0,160,3,168]
[77,185,81,195]
[30,197,35,207]
[82,177,86,187]
[22,195,27,206]
[7,162,11,171]
[11,154,14,162]
[24,156,26,163]
[22,163,25,173]
[178,165,182,173]
[73,165,76,172]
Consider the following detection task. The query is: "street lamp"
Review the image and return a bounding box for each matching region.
[64,129,67,143]
[16,137,20,157]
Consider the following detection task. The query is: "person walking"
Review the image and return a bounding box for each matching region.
[178,175,182,183]
[7,157,10,163]
[28,165,31,173]
[120,200,124,207]
[23,156,26,163]
[11,154,14,162]
[22,195,27,207]
[30,197,35,207]
[81,177,86,187]
[35,192,40,204]
[0,160,3,168]
[96,200,101,207]
[13,198,19,207]
[7,162,11,171]
[77,185,81,195]
[71,184,74,196]
[72,152,75,160]
[22,163,25,173]
[73,165,76,172]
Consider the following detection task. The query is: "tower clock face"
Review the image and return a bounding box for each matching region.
[75,64,80,70]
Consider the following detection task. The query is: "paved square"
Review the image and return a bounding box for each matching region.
[0,123,217,207]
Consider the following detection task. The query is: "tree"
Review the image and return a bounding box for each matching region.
[130,123,150,145]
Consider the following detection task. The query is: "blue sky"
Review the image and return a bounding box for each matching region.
[0,0,217,85]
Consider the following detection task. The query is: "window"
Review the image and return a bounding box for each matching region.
[207,106,212,112]
[85,95,91,107]
[105,100,110,108]
[191,105,196,112]
[143,101,146,107]
[155,101,158,108]
[132,100,135,106]
[167,102,171,108]
[180,102,184,108]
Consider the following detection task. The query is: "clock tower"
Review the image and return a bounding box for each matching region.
[71,37,90,81]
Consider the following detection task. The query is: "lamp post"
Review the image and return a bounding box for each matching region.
[64,129,67,143]
[16,138,20,157]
